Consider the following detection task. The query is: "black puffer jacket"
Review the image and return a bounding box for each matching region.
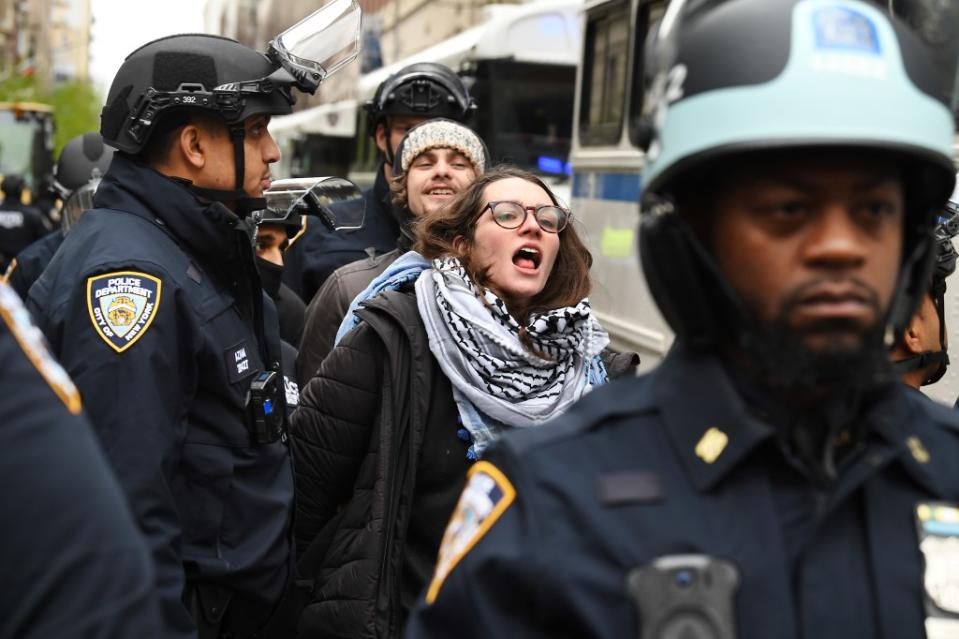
[292,288,640,638]
[292,288,469,639]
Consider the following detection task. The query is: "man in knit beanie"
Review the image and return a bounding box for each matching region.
[296,119,488,384]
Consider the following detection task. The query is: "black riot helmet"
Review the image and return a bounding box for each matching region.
[54,132,115,232]
[364,62,476,156]
[636,0,957,352]
[892,191,959,386]
[54,132,114,195]
[99,0,361,210]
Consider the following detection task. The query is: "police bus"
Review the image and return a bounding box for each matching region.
[270,0,583,201]
[569,0,959,402]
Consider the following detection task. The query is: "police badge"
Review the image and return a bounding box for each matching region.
[86,271,162,353]
[916,502,959,639]
[425,461,515,604]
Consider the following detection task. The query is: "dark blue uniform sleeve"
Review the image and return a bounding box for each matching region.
[37,267,196,637]
[0,283,161,637]
[404,453,558,639]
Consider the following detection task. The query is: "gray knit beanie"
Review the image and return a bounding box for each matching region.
[394,118,489,176]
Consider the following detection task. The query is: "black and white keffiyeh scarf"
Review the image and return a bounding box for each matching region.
[415,256,609,455]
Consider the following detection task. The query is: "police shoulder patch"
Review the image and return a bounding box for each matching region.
[425,460,516,604]
[0,282,81,414]
[86,270,162,353]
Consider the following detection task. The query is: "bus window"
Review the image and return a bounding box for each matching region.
[628,1,668,148]
[471,60,575,176]
[579,0,629,147]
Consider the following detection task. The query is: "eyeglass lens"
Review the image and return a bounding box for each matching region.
[489,201,568,232]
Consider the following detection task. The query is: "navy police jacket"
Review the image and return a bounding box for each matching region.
[27,155,293,638]
[0,281,161,638]
[407,344,959,639]
[282,165,400,303]
[5,228,63,299]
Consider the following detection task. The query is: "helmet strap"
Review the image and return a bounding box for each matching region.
[184,124,265,216]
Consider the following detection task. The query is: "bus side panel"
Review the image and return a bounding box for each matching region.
[572,167,672,370]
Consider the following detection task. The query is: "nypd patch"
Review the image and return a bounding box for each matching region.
[0,282,81,414]
[425,461,515,604]
[86,271,162,353]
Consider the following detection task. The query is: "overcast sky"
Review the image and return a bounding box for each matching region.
[89,0,207,97]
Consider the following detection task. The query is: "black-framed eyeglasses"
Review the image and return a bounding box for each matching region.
[484,201,571,233]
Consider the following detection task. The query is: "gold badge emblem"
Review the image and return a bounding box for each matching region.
[695,427,729,464]
[86,271,162,353]
[907,436,931,464]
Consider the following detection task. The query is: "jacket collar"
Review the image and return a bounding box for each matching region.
[652,343,959,499]
[868,386,959,499]
[651,344,774,492]
[93,154,244,264]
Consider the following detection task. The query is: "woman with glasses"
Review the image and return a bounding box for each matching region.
[291,167,631,638]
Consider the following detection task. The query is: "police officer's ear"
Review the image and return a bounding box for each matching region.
[176,122,214,170]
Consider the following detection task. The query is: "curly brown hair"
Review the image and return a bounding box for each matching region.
[413,166,593,323]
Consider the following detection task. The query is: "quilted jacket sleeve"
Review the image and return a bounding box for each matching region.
[291,321,385,557]
[295,269,352,388]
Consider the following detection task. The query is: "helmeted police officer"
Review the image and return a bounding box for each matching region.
[0,175,48,271]
[0,280,161,637]
[4,131,114,299]
[893,191,959,389]
[406,1,959,637]
[27,12,360,638]
[282,62,477,303]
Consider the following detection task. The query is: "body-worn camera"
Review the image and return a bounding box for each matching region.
[627,554,739,639]
[246,370,286,445]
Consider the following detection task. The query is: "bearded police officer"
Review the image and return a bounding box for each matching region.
[27,7,361,638]
[282,62,477,302]
[406,1,959,637]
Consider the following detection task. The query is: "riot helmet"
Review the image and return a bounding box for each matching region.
[892,190,959,386]
[99,0,360,210]
[251,176,364,238]
[636,0,957,352]
[365,62,477,163]
[54,132,114,196]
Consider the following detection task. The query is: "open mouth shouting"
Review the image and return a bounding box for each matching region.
[513,246,542,271]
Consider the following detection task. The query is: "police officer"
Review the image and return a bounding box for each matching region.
[252,208,306,347]
[27,18,358,638]
[0,281,161,637]
[282,62,477,302]
[0,175,48,271]
[406,1,959,637]
[893,190,959,389]
[4,132,114,299]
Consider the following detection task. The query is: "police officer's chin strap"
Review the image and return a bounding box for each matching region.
[188,125,266,217]
[891,280,950,386]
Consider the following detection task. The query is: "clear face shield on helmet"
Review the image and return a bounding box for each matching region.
[267,0,362,94]
[61,178,101,233]
[252,177,364,238]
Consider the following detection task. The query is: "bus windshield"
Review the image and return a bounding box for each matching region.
[0,109,51,188]
[472,60,575,177]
